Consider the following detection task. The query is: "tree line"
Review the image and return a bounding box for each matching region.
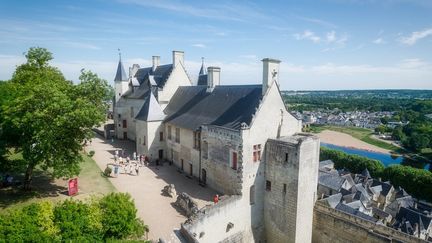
[320,147,432,202]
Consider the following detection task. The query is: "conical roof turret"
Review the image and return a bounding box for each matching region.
[114,50,127,81]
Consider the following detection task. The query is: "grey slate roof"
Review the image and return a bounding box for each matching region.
[135,64,173,88]
[164,85,262,130]
[394,207,432,234]
[361,168,371,178]
[135,91,166,122]
[319,171,345,191]
[323,193,342,208]
[335,203,378,222]
[319,160,334,169]
[197,74,208,86]
[114,60,128,81]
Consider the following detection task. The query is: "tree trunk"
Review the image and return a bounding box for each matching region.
[23,163,35,190]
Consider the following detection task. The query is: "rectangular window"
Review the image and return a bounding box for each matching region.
[193,131,201,149]
[202,141,208,159]
[250,185,255,205]
[143,136,146,145]
[285,153,289,162]
[266,180,271,191]
[175,128,180,143]
[167,126,172,140]
[122,120,127,128]
[159,132,164,141]
[231,152,237,170]
[283,183,287,194]
[253,144,262,162]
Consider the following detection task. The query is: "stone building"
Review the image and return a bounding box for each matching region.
[113,51,323,242]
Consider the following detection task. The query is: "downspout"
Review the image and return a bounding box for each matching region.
[198,126,202,184]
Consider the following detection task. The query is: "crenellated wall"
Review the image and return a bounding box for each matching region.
[313,202,428,243]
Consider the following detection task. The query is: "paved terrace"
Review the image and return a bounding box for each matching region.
[86,134,216,242]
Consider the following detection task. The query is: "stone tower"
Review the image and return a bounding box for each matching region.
[114,51,129,102]
[264,134,320,243]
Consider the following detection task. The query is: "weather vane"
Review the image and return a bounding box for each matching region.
[118,48,121,61]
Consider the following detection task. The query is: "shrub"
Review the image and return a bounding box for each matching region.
[99,193,146,239]
[88,150,95,157]
[382,165,432,202]
[104,166,112,177]
[54,199,103,242]
[0,201,59,242]
[320,147,385,177]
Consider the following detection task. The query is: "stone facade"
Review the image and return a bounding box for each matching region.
[313,202,428,243]
[264,135,320,243]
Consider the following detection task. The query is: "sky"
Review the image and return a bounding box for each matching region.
[0,0,431,90]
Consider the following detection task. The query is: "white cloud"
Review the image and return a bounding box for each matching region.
[326,31,336,42]
[294,30,348,50]
[399,27,432,45]
[295,16,338,29]
[192,43,206,48]
[293,30,321,43]
[372,38,386,44]
[1,54,431,90]
[64,42,101,50]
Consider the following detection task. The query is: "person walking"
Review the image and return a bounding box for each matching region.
[135,164,140,176]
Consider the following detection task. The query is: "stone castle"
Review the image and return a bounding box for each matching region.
[113,51,428,243]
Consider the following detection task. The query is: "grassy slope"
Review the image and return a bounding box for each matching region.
[310,125,401,152]
[0,151,115,211]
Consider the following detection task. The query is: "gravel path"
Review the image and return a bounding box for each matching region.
[86,134,216,242]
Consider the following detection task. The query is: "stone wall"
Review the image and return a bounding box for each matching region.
[181,196,255,243]
[201,126,243,195]
[264,134,319,243]
[135,120,166,159]
[313,202,428,243]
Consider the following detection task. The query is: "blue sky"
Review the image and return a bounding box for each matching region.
[0,0,431,90]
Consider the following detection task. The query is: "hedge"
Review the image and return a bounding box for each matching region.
[320,147,385,177]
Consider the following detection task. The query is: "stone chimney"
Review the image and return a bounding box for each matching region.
[172,50,184,68]
[262,58,281,96]
[152,56,160,72]
[207,66,220,92]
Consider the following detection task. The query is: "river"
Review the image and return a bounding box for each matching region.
[321,142,431,171]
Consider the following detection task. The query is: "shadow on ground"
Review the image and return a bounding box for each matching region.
[0,170,66,209]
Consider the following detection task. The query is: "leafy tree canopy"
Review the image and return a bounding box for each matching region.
[0,47,110,189]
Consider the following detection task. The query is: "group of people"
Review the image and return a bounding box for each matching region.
[111,150,151,177]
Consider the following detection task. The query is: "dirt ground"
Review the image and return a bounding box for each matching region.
[318,130,391,154]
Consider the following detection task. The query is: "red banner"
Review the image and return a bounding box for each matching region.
[68,178,78,196]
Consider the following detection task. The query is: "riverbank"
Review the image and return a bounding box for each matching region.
[317,130,391,154]
[310,125,401,152]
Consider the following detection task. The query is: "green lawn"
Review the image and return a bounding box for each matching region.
[309,125,402,152]
[0,151,115,211]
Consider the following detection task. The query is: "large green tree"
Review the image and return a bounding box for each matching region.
[1,47,109,189]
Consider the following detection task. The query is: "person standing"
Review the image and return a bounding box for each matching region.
[114,164,119,177]
[213,194,219,204]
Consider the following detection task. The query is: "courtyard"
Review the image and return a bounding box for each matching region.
[86,133,217,242]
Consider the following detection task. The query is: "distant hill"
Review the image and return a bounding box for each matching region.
[282,90,432,100]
